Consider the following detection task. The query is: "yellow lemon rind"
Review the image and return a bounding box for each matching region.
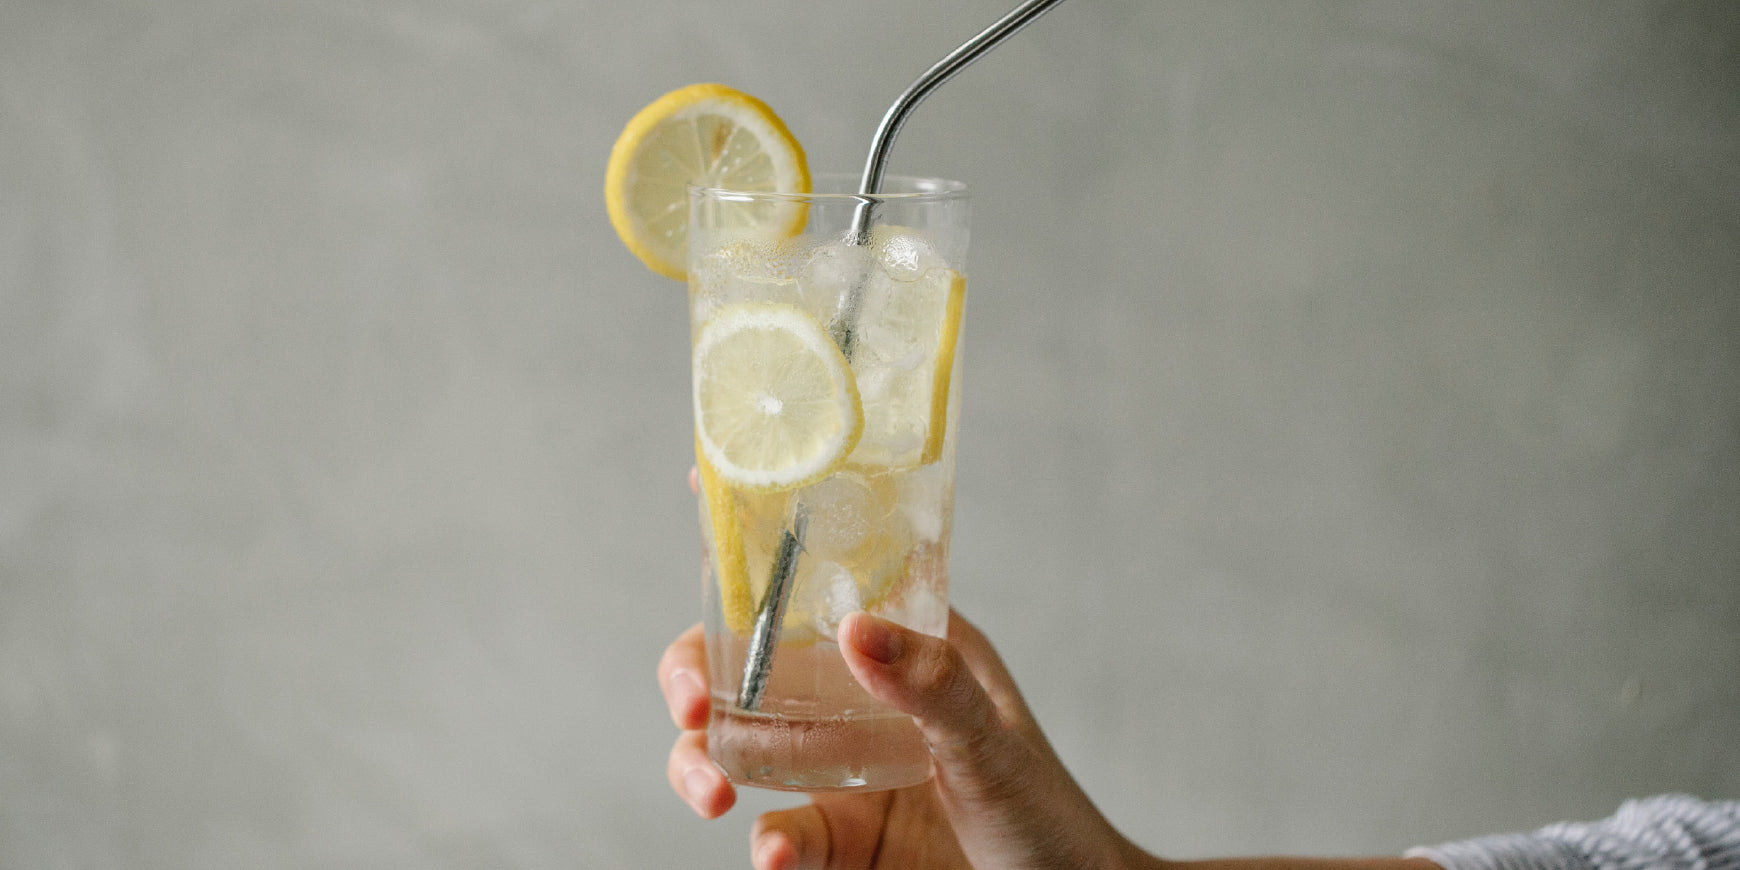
[605,83,810,282]
[696,436,754,635]
[920,271,967,466]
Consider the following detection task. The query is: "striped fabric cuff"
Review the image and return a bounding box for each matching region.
[1404,834,1584,870]
[1405,795,1740,870]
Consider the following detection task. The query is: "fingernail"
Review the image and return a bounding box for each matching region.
[850,614,902,664]
[684,767,712,808]
[754,833,791,870]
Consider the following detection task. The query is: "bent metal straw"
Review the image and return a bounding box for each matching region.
[737,0,1070,712]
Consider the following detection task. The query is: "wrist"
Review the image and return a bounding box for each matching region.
[1113,835,1171,870]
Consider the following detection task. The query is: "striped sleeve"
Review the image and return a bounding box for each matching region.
[1404,794,1740,870]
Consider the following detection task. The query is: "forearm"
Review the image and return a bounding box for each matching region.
[1124,795,1740,870]
[1160,859,1439,870]
[1117,841,1440,870]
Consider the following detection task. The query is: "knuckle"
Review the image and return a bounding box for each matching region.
[932,717,1037,804]
[905,638,1006,742]
[906,637,965,697]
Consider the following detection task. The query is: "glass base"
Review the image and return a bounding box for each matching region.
[708,700,934,792]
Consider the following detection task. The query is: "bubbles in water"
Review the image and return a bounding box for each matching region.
[692,239,809,323]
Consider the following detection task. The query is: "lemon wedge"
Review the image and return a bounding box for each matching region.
[605,83,810,281]
[922,271,967,465]
[694,302,862,491]
[694,436,754,634]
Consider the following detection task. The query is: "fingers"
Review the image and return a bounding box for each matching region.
[842,612,1134,869]
[660,623,736,818]
[667,729,735,819]
[942,610,1011,697]
[751,804,830,870]
[657,623,709,730]
[839,612,1002,743]
[945,611,1047,748]
[838,613,1032,793]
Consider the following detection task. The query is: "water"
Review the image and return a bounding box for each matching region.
[703,631,938,791]
[708,701,933,792]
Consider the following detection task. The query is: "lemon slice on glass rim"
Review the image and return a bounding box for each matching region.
[693,302,863,492]
[605,83,810,281]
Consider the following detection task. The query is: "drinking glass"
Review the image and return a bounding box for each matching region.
[688,174,969,791]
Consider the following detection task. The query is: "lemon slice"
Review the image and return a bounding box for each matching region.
[694,302,862,491]
[695,437,753,635]
[605,83,810,281]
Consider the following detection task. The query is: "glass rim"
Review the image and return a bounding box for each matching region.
[689,172,967,204]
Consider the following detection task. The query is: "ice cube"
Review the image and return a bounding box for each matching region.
[881,542,949,637]
[798,240,875,327]
[788,560,860,637]
[854,282,933,370]
[825,566,863,623]
[871,228,946,283]
[853,265,951,369]
[797,472,887,566]
[896,462,948,542]
[843,267,957,467]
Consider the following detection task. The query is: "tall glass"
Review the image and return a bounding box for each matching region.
[687,174,968,791]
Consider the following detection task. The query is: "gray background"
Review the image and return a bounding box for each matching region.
[3,0,1737,867]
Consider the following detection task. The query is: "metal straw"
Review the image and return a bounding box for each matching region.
[736,0,1070,712]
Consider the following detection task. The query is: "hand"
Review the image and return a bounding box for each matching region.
[657,610,1153,869]
[667,470,1426,870]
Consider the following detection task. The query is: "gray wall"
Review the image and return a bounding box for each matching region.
[3,0,1736,866]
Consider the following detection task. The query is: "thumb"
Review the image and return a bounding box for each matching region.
[839,613,1134,869]
[837,612,1033,799]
